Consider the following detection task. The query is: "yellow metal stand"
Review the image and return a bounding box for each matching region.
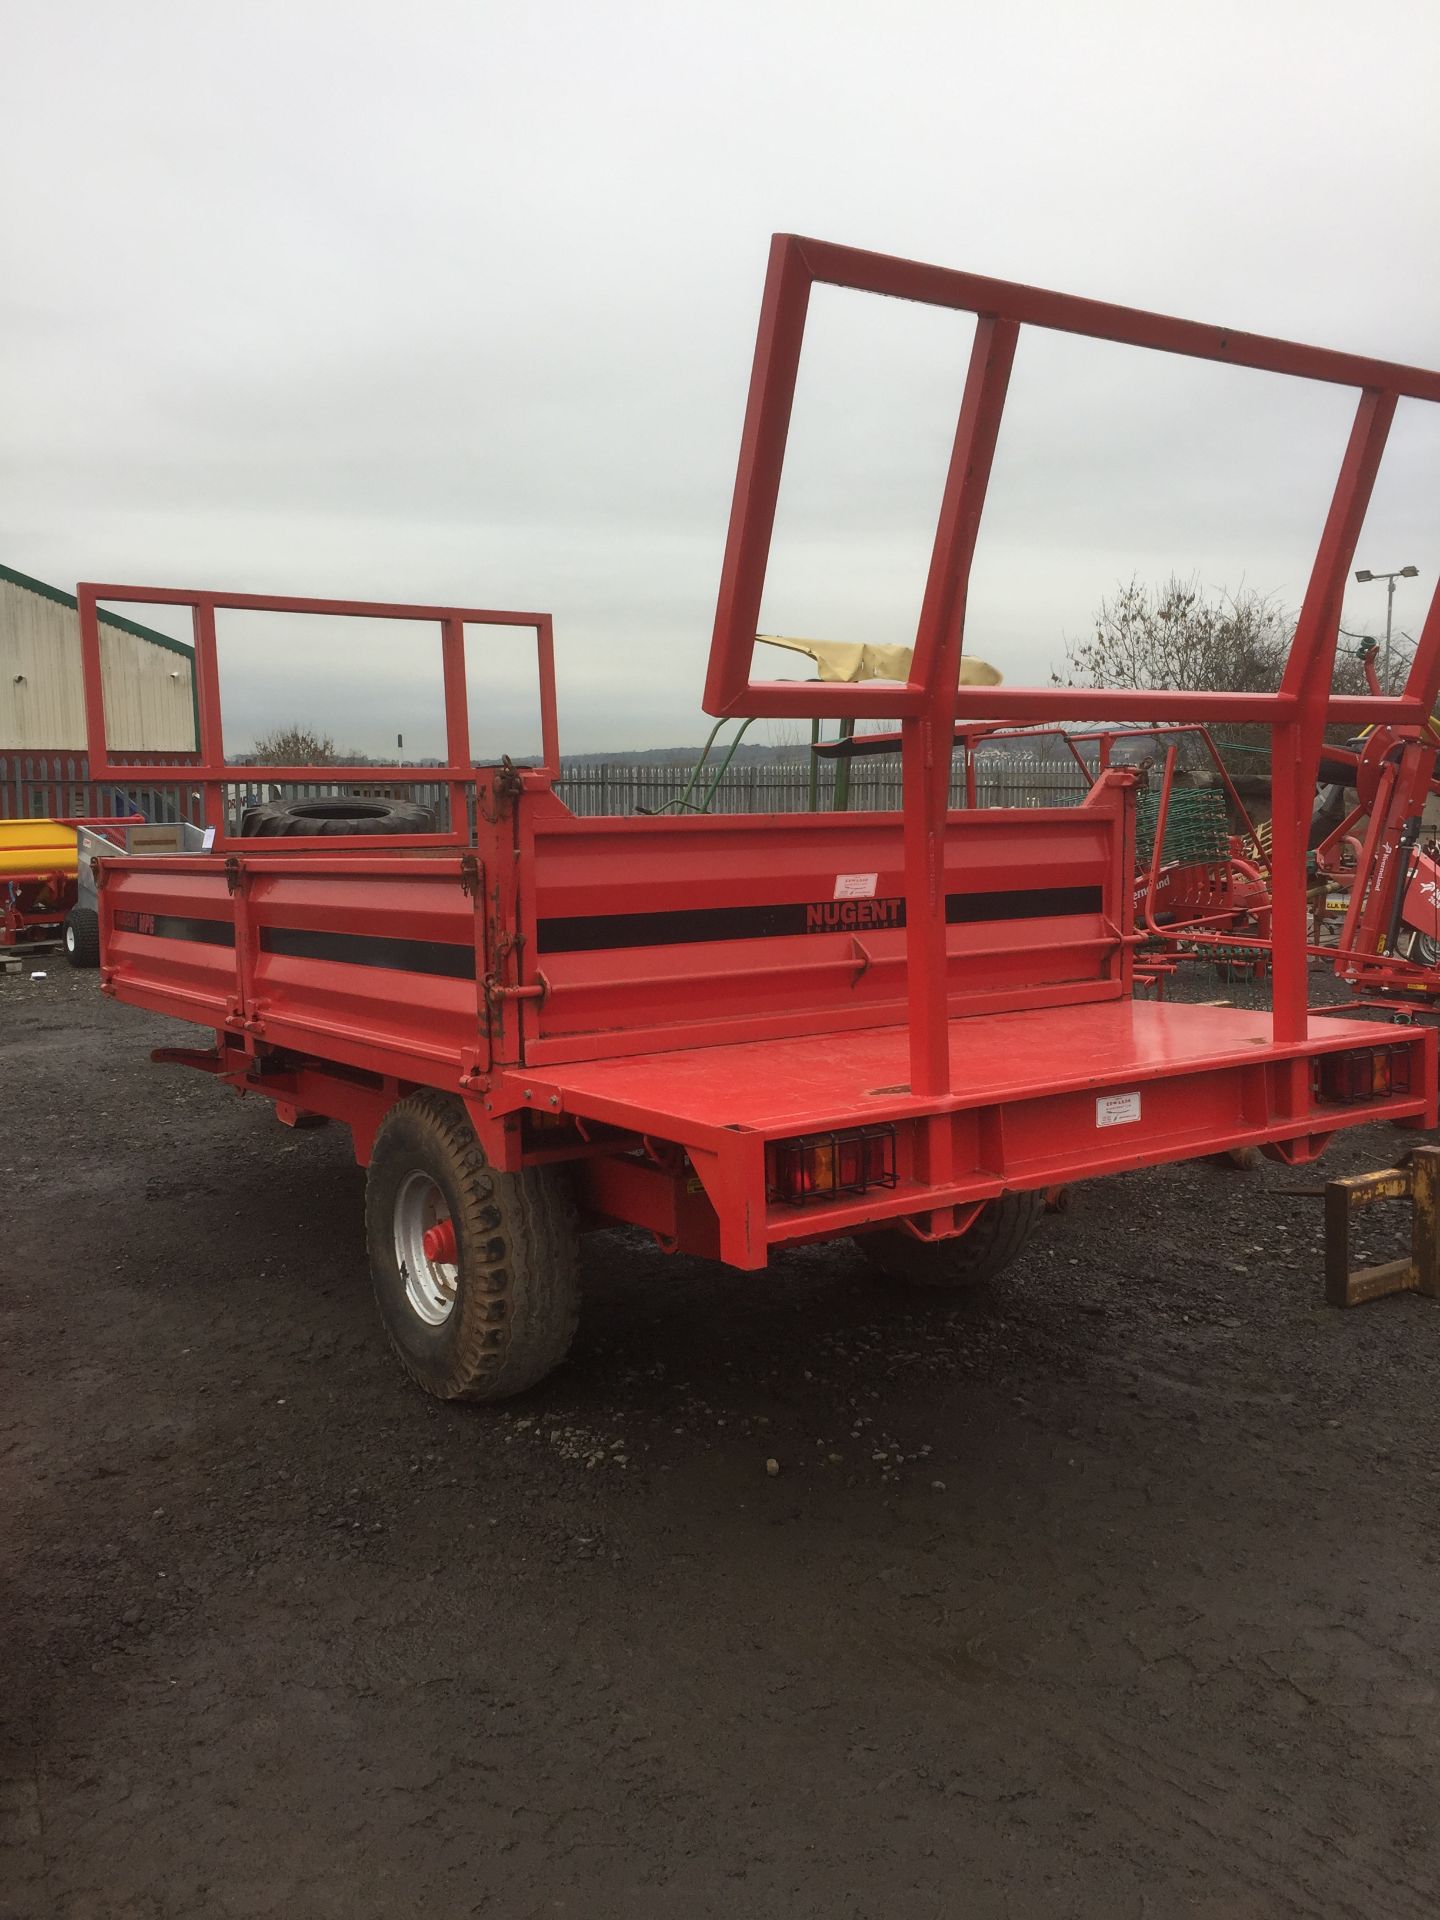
[1324,1145,1440,1308]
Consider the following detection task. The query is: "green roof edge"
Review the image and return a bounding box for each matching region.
[0,560,195,659]
[2,559,201,752]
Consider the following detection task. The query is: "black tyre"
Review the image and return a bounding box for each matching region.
[365,1091,580,1402]
[63,907,100,968]
[857,1190,1043,1288]
[241,795,435,837]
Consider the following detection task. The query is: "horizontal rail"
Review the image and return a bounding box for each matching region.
[719,686,1436,724]
[76,582,562,843]
[949,689,1425,724]
[80,584,553,625]
[543,934,1121,1001]
[92,762,474,784]
[794,235,1440,402]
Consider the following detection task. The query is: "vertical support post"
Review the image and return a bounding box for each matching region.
[191,600,227,837]
[439,616,471,769]
[1270,388,1396,1045]
[440,615,473,836]
[832,716,855,811]
[1400,576,1440,716]
[535,613,561,776]
[902,315,1019,1098]
[228,858,255,1037]
[1349,738,1440,975]
[1139,745,1179,932]
[1117,765,1137,990]
[1337,756,1397,962]
[76,585,110,790]
[704,236,815,718]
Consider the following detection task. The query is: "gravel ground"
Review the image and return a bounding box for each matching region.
[4,964,1440,1919]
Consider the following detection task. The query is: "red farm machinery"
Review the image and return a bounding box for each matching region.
[76,235,1440,1401]
[1,817,122,964]
[1306,644,1440,1001]
[817,719,1275,985]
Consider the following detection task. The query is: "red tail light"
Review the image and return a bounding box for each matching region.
[1314,1044,1412,1105]
[767,1125,898,1206]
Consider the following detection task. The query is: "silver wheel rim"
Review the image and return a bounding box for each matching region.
[393,1170,459,1326]
[65,923,75,952]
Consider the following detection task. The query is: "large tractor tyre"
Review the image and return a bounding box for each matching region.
[857,1189,1044,1289]
[240,796,435,838]
[63,907,101,969]
[365,1091,580,1402]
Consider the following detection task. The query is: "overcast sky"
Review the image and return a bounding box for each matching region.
[4,0,1438,760]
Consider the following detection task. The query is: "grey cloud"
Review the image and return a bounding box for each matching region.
[3,0,1437,754]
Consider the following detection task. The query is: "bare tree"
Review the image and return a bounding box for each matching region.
[253,724,336,765]
[1056,575,1376,762]
[1058,576,1293,695]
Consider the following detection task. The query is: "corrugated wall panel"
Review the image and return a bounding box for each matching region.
[0,577,196,751]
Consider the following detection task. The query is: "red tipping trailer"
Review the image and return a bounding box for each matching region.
[80,236,1440,1401]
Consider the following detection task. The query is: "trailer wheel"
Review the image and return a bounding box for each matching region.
[63,907,100,968]
[241,796,435,837]
[365,1092,580,1402]
[856,1190,1043,1289]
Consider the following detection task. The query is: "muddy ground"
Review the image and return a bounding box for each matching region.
[3,964,1440,1919]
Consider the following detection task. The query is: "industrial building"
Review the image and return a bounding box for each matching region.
[0,562,197,755]
[0,563,198,816]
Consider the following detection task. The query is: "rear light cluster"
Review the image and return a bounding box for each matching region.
[767,1125,898,1207]
[1314,1044,1413,1105]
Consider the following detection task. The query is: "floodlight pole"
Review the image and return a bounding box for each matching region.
[1355,565,1420,687]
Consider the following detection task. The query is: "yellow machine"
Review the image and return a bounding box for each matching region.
[0,817,79,880]
[1,818,84,961]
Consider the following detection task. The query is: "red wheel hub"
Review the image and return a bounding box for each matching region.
[421,1217,457,1265]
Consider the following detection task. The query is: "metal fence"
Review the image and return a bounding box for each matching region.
[0,752,197,824]
[3,751,1088,824]
[552,756,1089,815]
[0,754,456,830]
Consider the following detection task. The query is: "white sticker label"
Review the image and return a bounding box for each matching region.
[1096,1091,1142,1128]
[834,872,878,899]
[202,826,217,850]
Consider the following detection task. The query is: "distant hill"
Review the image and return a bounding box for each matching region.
[558,742,800,767]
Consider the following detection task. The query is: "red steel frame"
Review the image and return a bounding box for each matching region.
[76,236,1440,1276]
[705,234,1440,1091]
[75,586,561,847]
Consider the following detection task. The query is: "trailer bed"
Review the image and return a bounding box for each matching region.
[516,997,1400,1133]
[511,998,1430,1263]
